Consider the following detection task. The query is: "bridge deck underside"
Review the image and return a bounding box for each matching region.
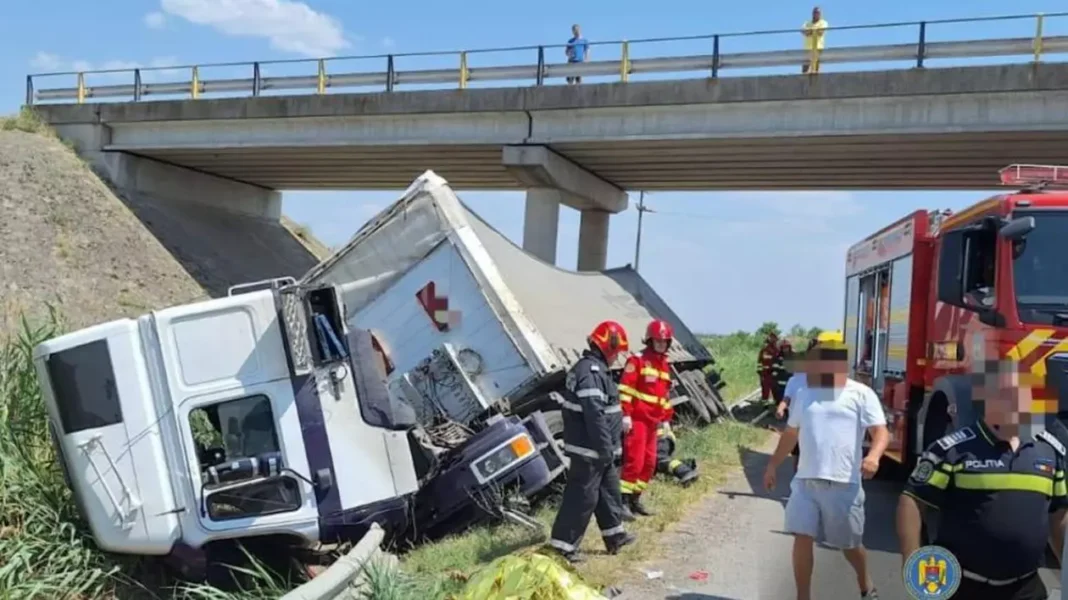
[129,131,1068,191]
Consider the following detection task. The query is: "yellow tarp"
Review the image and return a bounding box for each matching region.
[455,552,608,600]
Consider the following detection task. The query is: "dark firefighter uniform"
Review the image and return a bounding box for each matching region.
[770,339,793,403]
[903,420,1068,599]
[549,344,634,561]
[656,423,698,485]
[758,334,778,401]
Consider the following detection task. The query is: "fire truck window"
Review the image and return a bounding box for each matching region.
[46,339,123,434]
[1013,211,1068,321]
[962,230,997,308]
[190,395,302,521]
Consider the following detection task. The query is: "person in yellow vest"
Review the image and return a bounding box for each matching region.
[802,6,828,74]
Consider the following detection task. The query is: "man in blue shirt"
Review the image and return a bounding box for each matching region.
[566,24,589,85]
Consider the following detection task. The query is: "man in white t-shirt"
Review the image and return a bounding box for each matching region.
[763,332,889,600]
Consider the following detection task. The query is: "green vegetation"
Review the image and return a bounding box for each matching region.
[2,108,56,137]
[0,313,819,598]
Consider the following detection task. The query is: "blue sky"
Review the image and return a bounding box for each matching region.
[4,0,1067,333]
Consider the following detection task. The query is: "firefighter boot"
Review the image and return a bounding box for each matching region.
[672,458,699,486]
[629,492,655,517]
[619,494,636,521]
[604,531,637,555]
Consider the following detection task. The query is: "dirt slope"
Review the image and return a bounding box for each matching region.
[0,129,208,334]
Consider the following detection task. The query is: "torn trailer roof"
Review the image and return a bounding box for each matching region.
[300,171,712,373]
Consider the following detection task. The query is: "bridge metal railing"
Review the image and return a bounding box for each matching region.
[24,11,1068,106]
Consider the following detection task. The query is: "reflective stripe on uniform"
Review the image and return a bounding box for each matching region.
[668,459,683,470]
[549,538,577,552]
[955,472,1055,495]
[621,480,639,493]
[557,398,583,412]
[601,525,625,537]
[605,404,622,414]
[564,444,600,459]
[576,388,607,400]
[640,367,671,381]
[618,383,667,407]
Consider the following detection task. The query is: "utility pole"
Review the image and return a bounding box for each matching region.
[634,191,654,273]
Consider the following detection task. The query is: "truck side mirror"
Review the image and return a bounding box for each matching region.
[999,216,1035,241]
[936,229,966,307]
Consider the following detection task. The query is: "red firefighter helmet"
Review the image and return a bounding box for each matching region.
[644,319,674,347]
[588,320,629,359]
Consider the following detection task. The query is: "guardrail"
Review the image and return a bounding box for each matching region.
[25,11,1068,105]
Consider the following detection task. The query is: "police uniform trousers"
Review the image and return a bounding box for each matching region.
[549,455,626,552]
[952,571,1046,600]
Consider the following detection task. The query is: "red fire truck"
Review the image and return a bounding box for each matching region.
[843,164,1068,471]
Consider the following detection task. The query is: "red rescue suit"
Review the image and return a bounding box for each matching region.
[758,336,778,400]
[618,349,672,495]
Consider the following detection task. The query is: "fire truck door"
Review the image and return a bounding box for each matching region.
[873,269,892,393]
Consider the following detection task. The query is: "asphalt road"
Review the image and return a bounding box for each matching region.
[615,435,1062,600]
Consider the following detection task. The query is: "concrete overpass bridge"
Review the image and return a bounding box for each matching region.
[28,12,1068,271]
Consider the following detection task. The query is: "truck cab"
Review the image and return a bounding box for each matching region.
[33,278,547,575]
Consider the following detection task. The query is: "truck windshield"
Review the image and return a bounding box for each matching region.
[1013,210,1068,325]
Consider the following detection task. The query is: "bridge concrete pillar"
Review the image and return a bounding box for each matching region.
[577,210,610,272]
[522,189,562,264]
[503,145,625,271]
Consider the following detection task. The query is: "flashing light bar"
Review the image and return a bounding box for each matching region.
[999,164,1068,187]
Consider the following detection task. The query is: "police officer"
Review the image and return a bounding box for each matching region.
[548,320,637,563]
[896,359,1068,599]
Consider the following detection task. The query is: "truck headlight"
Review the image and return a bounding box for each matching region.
[471,434,536,484]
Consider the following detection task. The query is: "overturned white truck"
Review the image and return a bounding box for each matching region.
[33,171,726,575]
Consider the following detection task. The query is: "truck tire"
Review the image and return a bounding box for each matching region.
[542,409,564,445]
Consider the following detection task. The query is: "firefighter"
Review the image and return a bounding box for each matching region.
[548,320,636,563]
[758,332,779,402]
[771,338,794,403]
[656,421,699,486]
[618,319,675,520]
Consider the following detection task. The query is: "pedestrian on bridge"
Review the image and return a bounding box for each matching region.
[763,332,888,600]
[566,24,589,84]
[802,6,828,74]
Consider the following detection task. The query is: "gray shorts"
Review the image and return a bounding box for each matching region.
[784,478,865,549]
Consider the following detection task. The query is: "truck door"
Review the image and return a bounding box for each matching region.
[34,320,181,555]
[151,291,319,539]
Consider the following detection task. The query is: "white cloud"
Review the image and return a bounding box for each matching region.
[381,37,395,50]
[29,52,63,71]
[144,11,166,29]
[160,0,351,58]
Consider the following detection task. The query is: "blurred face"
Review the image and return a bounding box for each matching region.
[812,7,821,20]
[973,360,1034,431]
[652,339,669,354]
[572,25,580,37]
[804,347,848,389]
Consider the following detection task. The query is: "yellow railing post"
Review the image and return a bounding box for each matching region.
[621,40,630,82]
[317,59,326,94]
[76,72,86,104]
[1034,13,1045,63]
[191,66,200,99]
[459,52,468,89]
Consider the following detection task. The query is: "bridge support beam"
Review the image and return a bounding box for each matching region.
[52,124,282,220]
[504,145,626,271]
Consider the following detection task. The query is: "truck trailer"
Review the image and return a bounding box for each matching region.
[842,164,1068,471]
[33,171,725,575]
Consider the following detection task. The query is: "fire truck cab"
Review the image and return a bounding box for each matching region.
[844,165,1068,470]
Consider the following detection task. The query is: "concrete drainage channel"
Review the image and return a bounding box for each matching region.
[279,523,394,600]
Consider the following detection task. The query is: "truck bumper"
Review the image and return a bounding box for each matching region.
[414,417,552,532]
